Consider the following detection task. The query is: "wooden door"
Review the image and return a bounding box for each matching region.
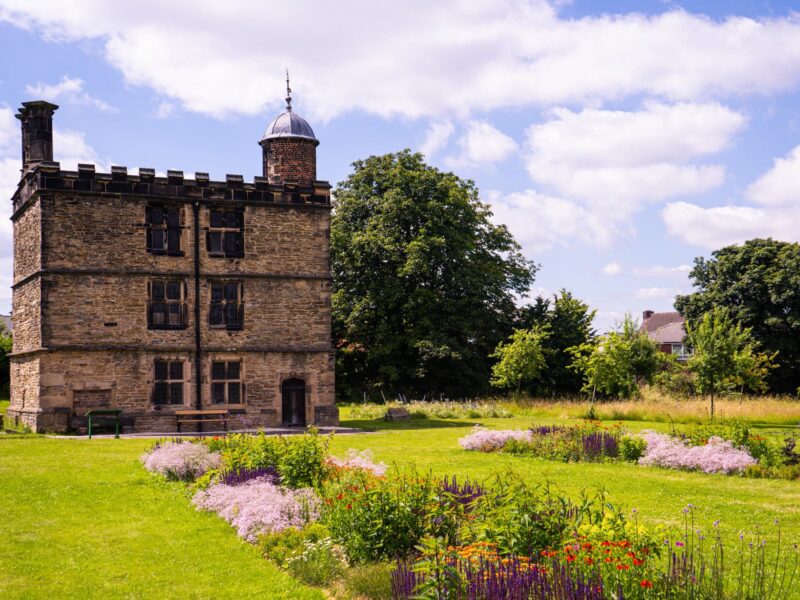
[281,378,306,426]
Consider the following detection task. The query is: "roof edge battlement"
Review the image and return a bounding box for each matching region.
[12,162,332,215]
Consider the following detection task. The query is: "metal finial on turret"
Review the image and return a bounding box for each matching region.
[285,69,292,112]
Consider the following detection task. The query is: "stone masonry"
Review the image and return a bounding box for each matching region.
[7,98,338,433]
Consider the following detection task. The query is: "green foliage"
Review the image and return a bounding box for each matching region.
[517,290,597,396]
[260,523,332,567]
[489,326,548,394]
[331,150,536,400]
[321,469,464,563]
[619,436,647,462]
[569,314,662,399]
[686,308,774,417]
[653,363,696,397]
[285,538,347,586]
[473,477,627,556]
[343,562,394,600]
[206,429,330,489]
[676,238,800,393]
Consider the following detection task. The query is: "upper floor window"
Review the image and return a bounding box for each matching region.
[146,204,183,255]
[148,279,187,329]
[209,281,244,330]
[153,359,184,405]
[207,208,244,258]
[211,360,243,404]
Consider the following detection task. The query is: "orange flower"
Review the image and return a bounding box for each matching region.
[640,580,653,589]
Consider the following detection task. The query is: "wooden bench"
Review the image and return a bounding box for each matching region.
[175,409,229,433]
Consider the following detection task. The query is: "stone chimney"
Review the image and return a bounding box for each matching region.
[15,101,59,172]
[642,310,654,321]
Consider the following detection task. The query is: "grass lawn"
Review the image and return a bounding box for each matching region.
[0,436,323,599]
[2,404,799,597]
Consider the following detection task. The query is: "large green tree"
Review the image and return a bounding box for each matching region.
[516,290,596,396]
[490,326,548,395]
[675,238,800,393]
[331,151,536,400]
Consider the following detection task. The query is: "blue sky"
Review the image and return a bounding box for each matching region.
[1,0,800,330]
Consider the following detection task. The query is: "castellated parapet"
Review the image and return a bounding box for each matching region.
[7,99,338,433]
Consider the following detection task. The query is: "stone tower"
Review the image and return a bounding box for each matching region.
[7,90,337,433]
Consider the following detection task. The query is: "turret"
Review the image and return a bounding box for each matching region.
[258,73,318,186]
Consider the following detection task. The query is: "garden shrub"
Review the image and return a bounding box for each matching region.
[638,431,756,474]
[343,562,394,600]
[322,469,468,563]
[260,523,331,566]
[192,476,319,541]
[205,429,330,488]
[285,537,347,586]
[619,436,647,462]
[141,441,221,482]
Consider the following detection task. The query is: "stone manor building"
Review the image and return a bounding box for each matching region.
[7,91,338,433]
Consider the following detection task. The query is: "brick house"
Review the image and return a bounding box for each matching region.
[640,310,692,361]
[7,93,338,433]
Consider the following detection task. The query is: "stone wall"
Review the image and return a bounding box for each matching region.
[21,349,336,432]
[11,279,41,353]
[13,197,41,280]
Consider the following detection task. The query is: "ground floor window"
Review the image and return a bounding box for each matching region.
[153,359,184,405]
[211,360,243,404]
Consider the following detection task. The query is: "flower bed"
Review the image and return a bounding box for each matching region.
[141,440,221,481]
[141,430,800,599]
[638,431,757,474]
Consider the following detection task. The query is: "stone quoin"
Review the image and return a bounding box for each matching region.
[7,89,338,433]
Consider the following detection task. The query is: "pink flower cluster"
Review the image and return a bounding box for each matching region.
[638,431,757,474]
[328,449,387,476]
[141,442,221,481]
[458,426,532,452]
[192,477,320,542]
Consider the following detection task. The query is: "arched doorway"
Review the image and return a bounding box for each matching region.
[281,378,306,427]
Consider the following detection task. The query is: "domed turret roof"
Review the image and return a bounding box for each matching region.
[260,72,318,145]
[260,110,317,143]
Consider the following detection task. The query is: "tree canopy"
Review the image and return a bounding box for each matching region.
[331,150,536,399]
[675,238,800,394]
[569,314,663,400]
[516,290,596,396]
[490,327,548,394]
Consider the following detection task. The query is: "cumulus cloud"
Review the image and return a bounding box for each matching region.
[444,120,516,169]
[2,2,800,119]
[25,75,117,112]
[602,262,623,275]
[634,287,683,300]
[663,145,800,248]
[632,264,692,279]
[419,120,454,158]
[487,189,612,253]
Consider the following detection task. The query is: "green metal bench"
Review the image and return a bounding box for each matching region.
[86,409,122,439]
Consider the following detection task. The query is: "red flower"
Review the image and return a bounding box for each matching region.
[566,554,576,563]
[346,503,352,510]
[600,541,611,547]
[617,564,630,571]
[641,580,653,589]
[336,493,344,501]
[584,557,594,565]
[632,558,644,566]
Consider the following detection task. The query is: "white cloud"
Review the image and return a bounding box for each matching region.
[602,262,622,275]
[444,120,516,169]
[25,75,117,112]
[634,287,683,300]
[745,145,800,206]
[663,144,800,248]
[632,264,692,279]
[53,129,109,171]
[662,201,800,248]
[525,102,743,209]
[154,101,176,120]
[487,189,613,253]
[419,120,453,158]
[3,3,800,119]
